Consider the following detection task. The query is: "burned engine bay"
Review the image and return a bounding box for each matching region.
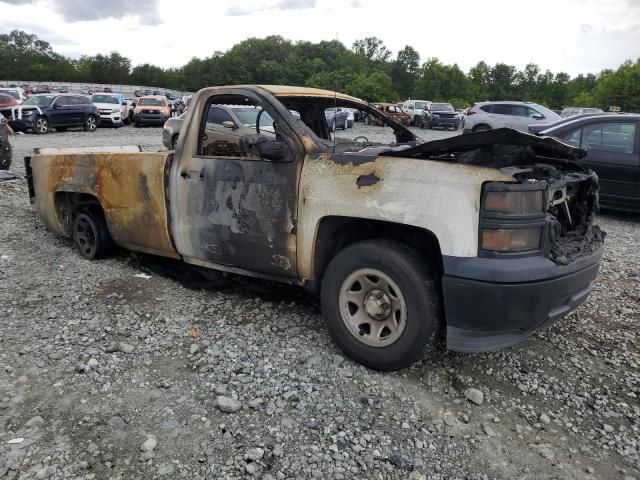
[386,128,606,265]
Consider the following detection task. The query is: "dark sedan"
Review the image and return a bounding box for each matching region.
[541,114,640,211]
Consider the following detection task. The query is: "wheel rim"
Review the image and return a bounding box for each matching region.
[338,268,407,347]
[75,216,97,258]
[87,117,97,131]
[36,118,48,133]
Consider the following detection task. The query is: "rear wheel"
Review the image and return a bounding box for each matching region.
[321,239,442,371]
[72,210,115,260]
[83,115,98,132]
[33,116,50,134]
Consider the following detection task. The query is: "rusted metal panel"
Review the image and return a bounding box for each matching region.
[296,154,514,281]
[31,151,179,259]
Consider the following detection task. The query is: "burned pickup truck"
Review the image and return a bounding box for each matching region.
[25,85,604,371]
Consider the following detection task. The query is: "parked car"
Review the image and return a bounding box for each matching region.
[103,87,113,93]
[325,107,348,130]
[400,100,432,126]
[90,93,130,127]
[541,114,640,211]
[6,94,98,134]
[419,103,461,130]
[124,98,137,123]
[57,85,69,93]
[528,112,617,135]
[0,93,18,109]
[25,85,604,371]
[560,107,604,118]
[369,103,411,126]
[0,87,27,104]
[133,95,171,126]
[162,105,275,150]
[80,86,93,95]
[34,85,51,94]
[463,101,561,133]
[21,85,33,95]
[345,108,354,128]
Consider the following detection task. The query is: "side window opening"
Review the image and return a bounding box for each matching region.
[197,94,279,160]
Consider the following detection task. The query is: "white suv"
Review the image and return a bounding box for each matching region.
[463,101,560,134]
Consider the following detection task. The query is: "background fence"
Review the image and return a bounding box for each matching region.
[0,80,193,98]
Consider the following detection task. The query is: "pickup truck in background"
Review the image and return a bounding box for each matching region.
[400,99,432,126]
[25,85,605,371]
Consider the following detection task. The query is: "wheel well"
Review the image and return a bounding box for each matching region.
[54,191,102,236]
[313,216,443,288]
[472,123,492,132]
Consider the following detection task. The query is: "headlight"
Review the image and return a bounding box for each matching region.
[22,110,34,116]
[481,227,542,252]
[483,190,543,215]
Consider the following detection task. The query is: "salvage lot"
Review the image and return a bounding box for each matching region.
[0,126,639,480]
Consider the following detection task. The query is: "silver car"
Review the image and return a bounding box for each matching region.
[463,101,560,134]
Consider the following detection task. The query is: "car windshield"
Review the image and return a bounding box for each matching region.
[533,104,560,119]
[232,108,273,126]
[431,103,454,111]
[91,95,119,104]
[23,95,55,106]
[415,101,429,109]
[0,90,19,99]
[138,98,165,106]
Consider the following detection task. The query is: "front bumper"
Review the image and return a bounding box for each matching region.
[442,247,603,353]
[135,113,169,125]
[98,112,123,126]
[8,116,36,131]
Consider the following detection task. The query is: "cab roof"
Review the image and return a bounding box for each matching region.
[201,85,365,104]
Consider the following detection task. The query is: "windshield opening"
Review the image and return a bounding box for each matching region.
[415,101,429,109]
[431,103,454,112]
[23,95,55,106]
[0,90,19,100]
[91,95,119,104]
[138,98,165,106]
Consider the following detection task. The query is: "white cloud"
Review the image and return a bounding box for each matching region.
[1,0,639,75]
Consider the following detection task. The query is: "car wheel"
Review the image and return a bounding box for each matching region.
[83,115,98,132]
[473,124,492,133]
[33,116,50,134]
[72,210,115,260]
[171,134,179,150]
[321,239,442,371]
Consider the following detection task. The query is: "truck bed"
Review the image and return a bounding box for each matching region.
[27,147,179,259]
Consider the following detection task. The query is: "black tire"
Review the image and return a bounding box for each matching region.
[321,239,442,371]
[83,115,98,132]
[33,116,50,134]
[472,124,491,133]
[55,127,68,132]
[413,115,420,127]
[72,210,115,260]
[171,134,179,150]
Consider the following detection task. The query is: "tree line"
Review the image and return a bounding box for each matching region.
[1,29,639,111]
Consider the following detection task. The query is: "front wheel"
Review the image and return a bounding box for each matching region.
[73,210,115,260]
[33,116,50,134]
[321,239,442,371]
[83,115,98,132]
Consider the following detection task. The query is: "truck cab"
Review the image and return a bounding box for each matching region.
[26,85,604,371]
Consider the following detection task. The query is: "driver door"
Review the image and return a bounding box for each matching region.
[170,91,301,278]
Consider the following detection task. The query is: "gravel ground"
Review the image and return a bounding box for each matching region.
[0,124,638,480]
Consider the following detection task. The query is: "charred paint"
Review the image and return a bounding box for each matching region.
[31,150,179,259]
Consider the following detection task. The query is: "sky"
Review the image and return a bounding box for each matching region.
[2,0,640,76]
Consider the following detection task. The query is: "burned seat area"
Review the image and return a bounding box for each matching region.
[385,128,605,265]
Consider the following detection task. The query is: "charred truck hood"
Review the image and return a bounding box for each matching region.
[386,128,605,266]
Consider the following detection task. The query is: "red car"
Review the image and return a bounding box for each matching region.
[0,93,18,109]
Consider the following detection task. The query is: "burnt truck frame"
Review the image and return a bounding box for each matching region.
[25,85,604,371]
